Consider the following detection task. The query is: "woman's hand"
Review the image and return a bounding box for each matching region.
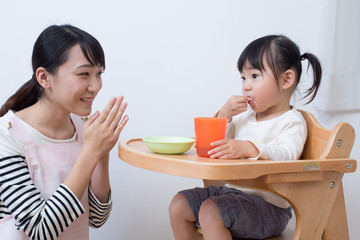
[207,139,259,159]
[217,95,248,122]
[82,96,129,159]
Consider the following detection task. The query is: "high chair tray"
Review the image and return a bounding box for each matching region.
[118,138,356,181]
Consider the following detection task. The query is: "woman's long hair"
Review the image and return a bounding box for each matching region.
[0,24,105,117]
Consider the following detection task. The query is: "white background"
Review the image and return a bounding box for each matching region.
[1,0,359,239]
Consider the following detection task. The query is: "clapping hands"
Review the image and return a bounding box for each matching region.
[83,96,129,159]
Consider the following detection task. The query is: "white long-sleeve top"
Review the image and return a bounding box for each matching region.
[225,107,307,208]
[0,112,112,238]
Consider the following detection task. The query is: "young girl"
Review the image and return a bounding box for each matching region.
[0,25,128,239]
[169,35,322,239]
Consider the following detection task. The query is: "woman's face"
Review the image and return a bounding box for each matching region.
[46,44,103,116]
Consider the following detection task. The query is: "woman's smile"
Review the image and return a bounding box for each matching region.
[80,97,95,105]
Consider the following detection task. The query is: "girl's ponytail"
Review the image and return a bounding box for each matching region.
[237,35,322,104]
[0,76,43,117]
[300,53,322,104]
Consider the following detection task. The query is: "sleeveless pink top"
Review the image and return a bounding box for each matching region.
[0,113,89,239]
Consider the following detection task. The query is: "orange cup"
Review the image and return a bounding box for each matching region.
[194,117,228,157]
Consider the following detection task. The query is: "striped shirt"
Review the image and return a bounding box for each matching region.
[0,112,112,239]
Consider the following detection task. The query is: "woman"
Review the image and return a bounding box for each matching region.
[0,24,128,239]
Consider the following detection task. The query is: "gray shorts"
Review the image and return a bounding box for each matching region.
[179,185,292,239]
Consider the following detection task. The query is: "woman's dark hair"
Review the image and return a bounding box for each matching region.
[0,24,105,117]
[237,35,322,104]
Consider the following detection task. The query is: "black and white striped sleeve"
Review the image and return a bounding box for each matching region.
[88,187,112,228]
[0,155,84,240]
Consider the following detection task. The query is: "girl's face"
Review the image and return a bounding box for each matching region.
[46,44,103,116]
[241,61,283,115]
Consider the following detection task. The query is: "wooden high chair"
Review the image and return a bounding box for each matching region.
[200,110,356,240]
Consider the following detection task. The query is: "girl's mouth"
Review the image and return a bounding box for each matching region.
[247,96,253,104]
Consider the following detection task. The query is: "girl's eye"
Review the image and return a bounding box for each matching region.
[241,76,245,80]
[252,74,259,79]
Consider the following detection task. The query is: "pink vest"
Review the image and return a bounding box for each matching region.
[0,112,89,239]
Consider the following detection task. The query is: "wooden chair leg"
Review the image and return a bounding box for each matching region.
[269,172,344,240]
[322,183,349,240]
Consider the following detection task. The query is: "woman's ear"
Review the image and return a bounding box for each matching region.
[282,69,296,90]
[35,67,51,89]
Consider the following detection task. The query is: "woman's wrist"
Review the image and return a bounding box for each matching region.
[63,150,99,200]
[91,156,111,203]
[81,144,109,163]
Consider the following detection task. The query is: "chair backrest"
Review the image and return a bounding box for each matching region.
[299,110,355,160]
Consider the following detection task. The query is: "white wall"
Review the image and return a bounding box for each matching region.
[1,1,358,239]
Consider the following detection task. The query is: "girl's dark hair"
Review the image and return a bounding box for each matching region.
[237,35,322,104]
[0,24,105,117]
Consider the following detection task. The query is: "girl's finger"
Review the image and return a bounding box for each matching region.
[234,96,247,103]
[236,102,247,107]
[208,144,228,156]
[210,149,228,159]
[219,154,232,159]
[210,139,228,147]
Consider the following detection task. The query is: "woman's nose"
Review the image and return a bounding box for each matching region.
[88,77,102,93]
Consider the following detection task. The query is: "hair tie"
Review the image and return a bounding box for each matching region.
[299,54,306,61]
[31,74,37,83]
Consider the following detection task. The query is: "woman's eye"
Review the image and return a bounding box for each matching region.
[79,72,89,76]
[97,71,103,76]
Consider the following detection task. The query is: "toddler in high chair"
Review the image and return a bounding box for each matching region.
[169,35,322,240]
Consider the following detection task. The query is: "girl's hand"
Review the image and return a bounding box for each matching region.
[217,95,248,122]
[207,139,259,159]
[82,96,129,159]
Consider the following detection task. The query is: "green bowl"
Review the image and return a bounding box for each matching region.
[142,136,195,154]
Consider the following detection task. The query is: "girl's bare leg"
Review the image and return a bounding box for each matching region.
[199,199,232,240]
[169,193,201,240]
